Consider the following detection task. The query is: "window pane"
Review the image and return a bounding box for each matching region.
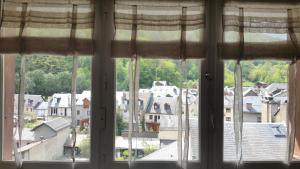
[3,55,91,161]
[115,59,200,161]
[223,60,289,161]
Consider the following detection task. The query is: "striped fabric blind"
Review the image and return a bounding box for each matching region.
[112,0,206,59]
[0,0,94,55]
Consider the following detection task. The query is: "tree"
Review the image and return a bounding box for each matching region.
[116,108,128,136]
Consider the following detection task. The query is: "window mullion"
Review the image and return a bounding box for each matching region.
[205,1,224,169]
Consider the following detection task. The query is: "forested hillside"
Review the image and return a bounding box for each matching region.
[15,56,289,97]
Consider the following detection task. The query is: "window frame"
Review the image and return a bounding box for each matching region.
[0,0,299,169]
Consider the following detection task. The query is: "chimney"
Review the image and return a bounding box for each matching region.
[246,103,252,110]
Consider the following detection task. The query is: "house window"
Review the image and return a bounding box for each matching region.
[225,117,231,122]
[257,117,262,123]
[149,115,153,120]
[225,108,231,113]
[77,110,80,115]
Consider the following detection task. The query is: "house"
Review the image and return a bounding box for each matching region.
[48,91,92,126]
[264,83,287,97]
[19,118,71,160]
[261,90,288,123]
[224,96,234,122]
[31,117,70,141]
[150,81,180,97]
[243,96,262,122]
[34,101,49,119]
[48,93,72,117]
[144,96,179,131]
[14,94,44,115]
[76,91,91,127]
[224,95,262,123]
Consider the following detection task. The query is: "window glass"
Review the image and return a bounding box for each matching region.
[223,60,289,161]
[115,58,200,161]
[3,55,91,161]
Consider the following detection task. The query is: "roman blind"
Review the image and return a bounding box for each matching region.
[222,0,300,60]
[112,0,205,59]
[0,0,94,55]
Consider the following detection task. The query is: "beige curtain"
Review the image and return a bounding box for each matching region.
[0,0,94,55]
[112,0,205,59]
[222,0,300,60]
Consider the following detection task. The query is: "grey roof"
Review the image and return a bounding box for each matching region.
[142,122,287,161]
[147,96,178,115]
[35,101,48,110]
[224,96,262,113]
[265,83,287,95]
[224,122,287,161]
[243,96,262,113]
[14,94,44,109]
[32,118,70,132]
[224,96,234,107]
[15,128,34,141]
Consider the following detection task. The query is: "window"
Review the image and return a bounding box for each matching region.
[257,117,261,123]
[225,108,231,113]
[1,0,300,169]
[115,59,200,163]
[223,60,289,162]
[1,54,93,169]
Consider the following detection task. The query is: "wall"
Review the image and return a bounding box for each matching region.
[243,112,261,123]
[33,126,56,141]
[23,127,71,160]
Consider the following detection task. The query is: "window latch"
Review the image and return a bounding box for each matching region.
[99,107,106,130]
[210,114,215,129]
[205,72,212,81]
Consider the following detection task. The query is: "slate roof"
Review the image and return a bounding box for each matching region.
[224,96,262,113]
[49,93,71,108]
[14,94,44,110]
[243,96,262,113]
[142,122,287,161]
[147,96,178,114]
[35,101,48,110]
[265,83,287,96]
[14,128,34,141]
[32,117,70,132]
[224,96,234,108]
[224,122,287,161]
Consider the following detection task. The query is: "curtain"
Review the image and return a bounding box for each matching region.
[112,0,205,59]
[0,0,94,55]
[222,0,300,60]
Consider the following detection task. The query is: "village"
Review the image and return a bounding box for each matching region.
[14,81,289,161]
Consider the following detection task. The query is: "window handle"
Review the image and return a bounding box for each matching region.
[210,114,215,129]
[205,72,212,81]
